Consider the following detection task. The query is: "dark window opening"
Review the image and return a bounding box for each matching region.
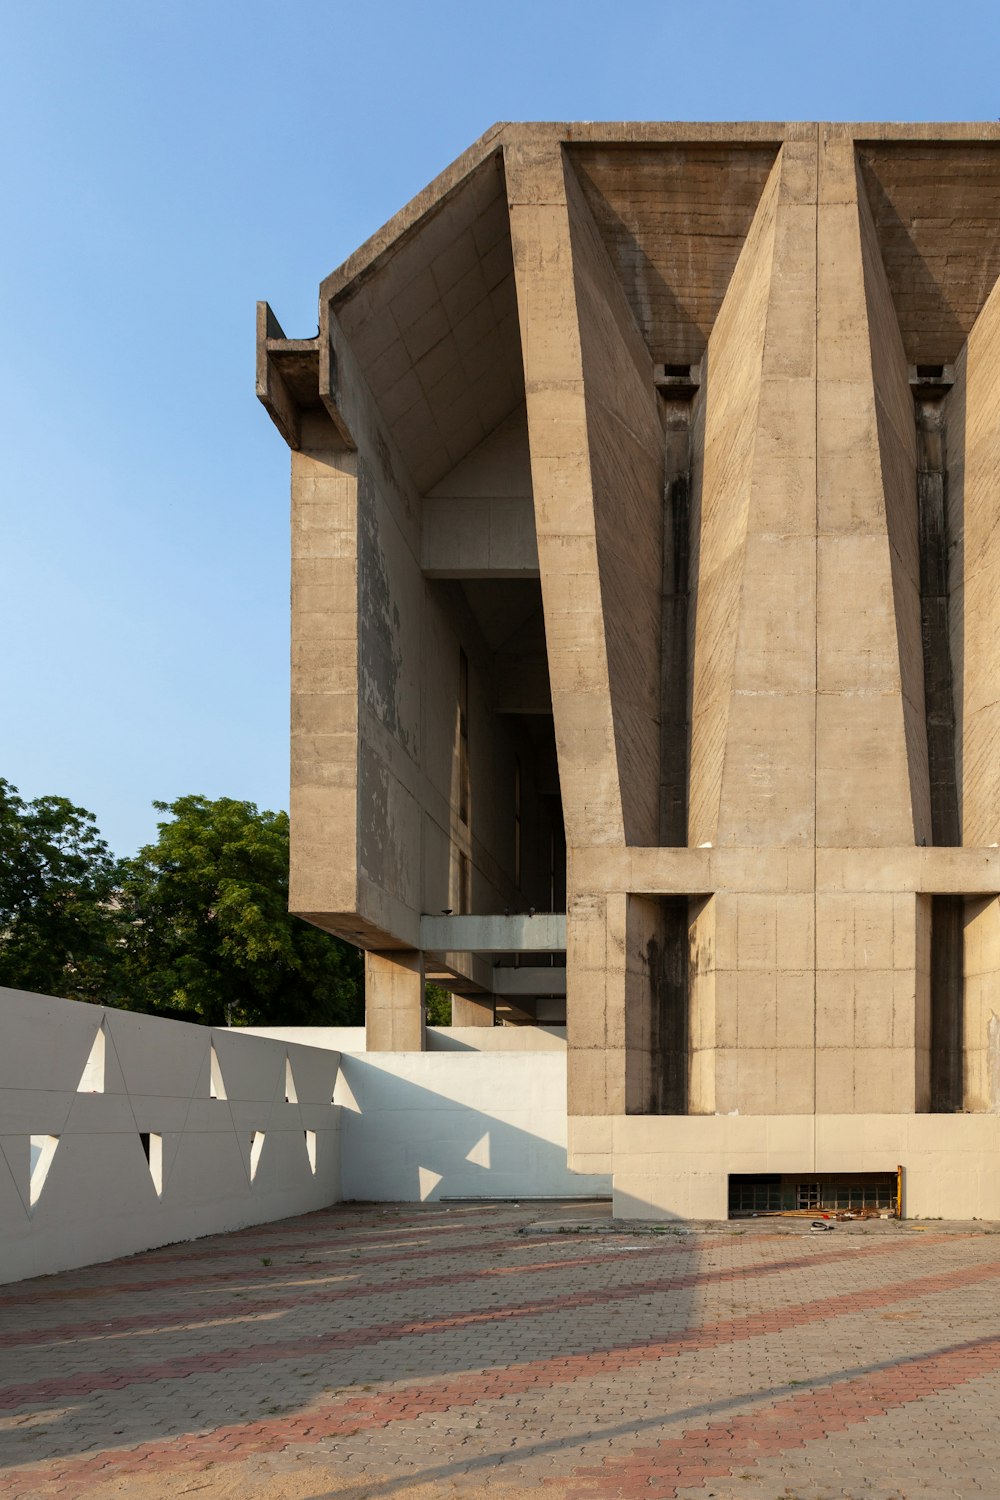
[728,1172,898,1217]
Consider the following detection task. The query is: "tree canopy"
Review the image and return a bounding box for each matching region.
[0,785,363,1026]
[0,778,121,1002]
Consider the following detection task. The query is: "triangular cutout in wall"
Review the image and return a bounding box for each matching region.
[77,1022,105,1094]
[209,1043,227,1100]
[250,1130,265,1182]
[284,1056,298,1104]
[139,1131,163,1197]
[29,1134,59,1210]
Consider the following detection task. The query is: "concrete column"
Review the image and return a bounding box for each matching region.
[451,994,495,1027]
[365,950,426,1052]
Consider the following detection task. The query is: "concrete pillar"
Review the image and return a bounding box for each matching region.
[451,994,495,1027]
[365,950,426,1052]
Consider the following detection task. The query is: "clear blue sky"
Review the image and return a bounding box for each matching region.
[2,0,998,855]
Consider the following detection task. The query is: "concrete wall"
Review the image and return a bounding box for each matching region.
[0,988,342,1285]
[608,1112,1000,1223]
[336,1050,611,1202]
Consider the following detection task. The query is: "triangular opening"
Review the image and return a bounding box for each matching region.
[209,1044,227,1100]
[333,1067,360,1113]
[139,1131,163,1198]
[858,142,1000,365]
[304,1129,317,1174]
[565,141,781,365]
[284,1056,298,1104]
[29,1135,59,1210]
[250,1130,265,1182]
[77,1022,106,1094]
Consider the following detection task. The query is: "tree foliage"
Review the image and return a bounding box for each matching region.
[0,778,122,1001]
[0,784,363,1027]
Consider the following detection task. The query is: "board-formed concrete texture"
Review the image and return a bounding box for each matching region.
[259,122,1000,1221]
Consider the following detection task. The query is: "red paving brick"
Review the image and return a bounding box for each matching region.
[2,1201,1000,1498]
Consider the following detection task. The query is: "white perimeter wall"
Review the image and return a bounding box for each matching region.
[0,988,342,1285]
[336,1051,612,1202]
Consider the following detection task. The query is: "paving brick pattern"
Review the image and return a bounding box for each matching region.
[3,1202,1000,1498]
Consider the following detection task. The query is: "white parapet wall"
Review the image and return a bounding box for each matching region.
[335,1051,611,1203]
[0,988,342,1285]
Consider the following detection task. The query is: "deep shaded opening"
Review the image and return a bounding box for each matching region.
[930,893,964,1111]
[729,1172,898,1217]
[659,397,693,845]
[914,394,960,845]
[644,896,690,1114]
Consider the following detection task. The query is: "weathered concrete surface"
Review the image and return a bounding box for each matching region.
[262,122,1000,1216]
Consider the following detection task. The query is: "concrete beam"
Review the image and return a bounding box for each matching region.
[420,913,566,954]
[492,967,567,997]
[421,496,539,578]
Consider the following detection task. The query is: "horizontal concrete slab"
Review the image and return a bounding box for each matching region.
[420,913,566,954]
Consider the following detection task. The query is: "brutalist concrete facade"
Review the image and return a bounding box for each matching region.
[260,123,1000,1219]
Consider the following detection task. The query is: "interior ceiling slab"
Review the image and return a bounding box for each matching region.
[333,153,524,493]
[458,578,544,653]
[566,142,781,365]
[858,143,1000,364]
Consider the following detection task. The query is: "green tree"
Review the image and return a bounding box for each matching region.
[0,778,123,1000]
[425,983,452,1026]
[117,794,362,1026]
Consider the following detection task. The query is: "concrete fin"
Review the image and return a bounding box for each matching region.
[506,139,626,848]
[565,155,670,844]
[953,270,1000,845]
[858,164,932,844]
[688,154,782,846]
[814,132,922,847]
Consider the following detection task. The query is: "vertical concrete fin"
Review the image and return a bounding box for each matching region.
[563,156,665,845]
[289,416,361,918]
[715,141,819,849]
[857,162,932,844]
[506,140,626,848]
[815,129,918,848]
[954,270,1000,845]
[688,153,781,847]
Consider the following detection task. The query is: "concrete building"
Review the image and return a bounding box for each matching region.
[258,122,1000,1221]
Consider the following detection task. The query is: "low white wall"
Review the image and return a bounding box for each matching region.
[242,1025,567,1052]
[0,988,342,1285]
[336,1051,611,1202]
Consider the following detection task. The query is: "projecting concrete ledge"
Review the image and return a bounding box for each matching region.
[420,912,566,953]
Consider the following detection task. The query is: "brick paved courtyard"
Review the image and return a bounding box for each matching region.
[3,1201,1000,1499]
